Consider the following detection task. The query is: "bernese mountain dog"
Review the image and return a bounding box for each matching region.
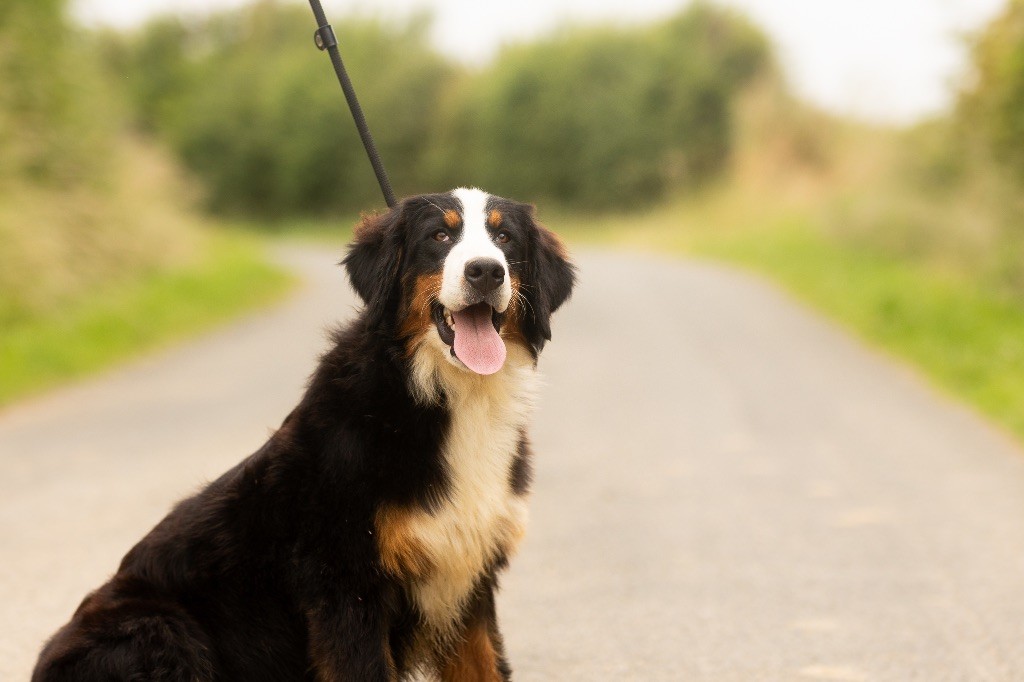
[31,188,575,681]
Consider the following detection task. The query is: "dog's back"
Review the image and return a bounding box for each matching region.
[34,442,318,681]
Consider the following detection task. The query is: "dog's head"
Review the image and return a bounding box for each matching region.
[343,188,575,376]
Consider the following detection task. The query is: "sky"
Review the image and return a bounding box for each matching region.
[71,0,1008,124]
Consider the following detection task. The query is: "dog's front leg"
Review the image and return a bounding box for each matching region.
[305,591,397,682]
[439,581,512,682]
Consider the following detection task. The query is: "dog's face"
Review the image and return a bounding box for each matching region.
[344,188,575,375]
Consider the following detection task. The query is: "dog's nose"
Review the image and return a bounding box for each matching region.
[464,258,505,295]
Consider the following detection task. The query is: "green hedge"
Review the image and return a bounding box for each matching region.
[103,1,771,216]
[429,5,770,208]
[960,0,1024,182]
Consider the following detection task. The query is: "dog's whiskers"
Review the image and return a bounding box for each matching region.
[417,285,443,317]
[514,290,536,320]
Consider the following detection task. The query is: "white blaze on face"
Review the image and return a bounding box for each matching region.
[439,187,512,313]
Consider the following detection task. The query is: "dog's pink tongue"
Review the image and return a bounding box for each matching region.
[453,304,506,375]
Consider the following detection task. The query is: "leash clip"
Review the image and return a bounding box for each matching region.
[306,0,397,207]
[313,25,338,51]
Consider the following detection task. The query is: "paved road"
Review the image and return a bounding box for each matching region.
[3,246,1024,681]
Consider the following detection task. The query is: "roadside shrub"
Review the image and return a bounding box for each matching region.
[0,0,116,188]
[0,1,200,326]
[108,2,770,215]
[960,0,1024,184]
[107,3,453,216]
[428,3,772,208]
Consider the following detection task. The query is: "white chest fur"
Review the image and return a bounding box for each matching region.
[402,341,538,638]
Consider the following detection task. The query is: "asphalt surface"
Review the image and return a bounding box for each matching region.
[2,246,1024,681]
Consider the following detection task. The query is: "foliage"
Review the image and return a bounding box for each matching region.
[0,232,292,407]
[0,135,211,326]
[102,3,453,216]
[429,4,770,208]
[825,25,1024,295]
[0,2,293,406]
[0,1,212,330]
[0,0,117,187]
[104,1,771,216]
[960,0,1024,183]
[97,17,194,134]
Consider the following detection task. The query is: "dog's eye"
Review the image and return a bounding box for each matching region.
[495,231,511,245]
[433,230,451,243]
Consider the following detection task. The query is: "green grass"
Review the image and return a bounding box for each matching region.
[0,233,295,407]
[695,226,1024,437]
[560,196,1024,441]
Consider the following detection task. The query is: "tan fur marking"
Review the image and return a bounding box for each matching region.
[401,273,444,356]
[441,624,502,682]
[496,513,528,556]
[444,209,461,228]
[487,209,503,228]
[375,505,435,580]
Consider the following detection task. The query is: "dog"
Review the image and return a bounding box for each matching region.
[32,187,575,681]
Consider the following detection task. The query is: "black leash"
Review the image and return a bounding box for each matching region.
[307,0,397,208]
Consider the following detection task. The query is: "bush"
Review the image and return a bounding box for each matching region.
[960,0,1024,183]
[0,0,117,187]
[0,1,201,326]
[429,3,772,209]
[107,2,771,216]
[106,3,453,216]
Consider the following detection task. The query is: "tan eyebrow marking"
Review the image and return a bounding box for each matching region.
[487,209,503,228]
[443,210,461,228]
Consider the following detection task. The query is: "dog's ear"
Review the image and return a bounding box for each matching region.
[523,212,576,349]
[343,204,405,321]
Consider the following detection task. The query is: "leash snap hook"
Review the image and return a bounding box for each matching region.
[313,25,338,51]
[306,0,396,207]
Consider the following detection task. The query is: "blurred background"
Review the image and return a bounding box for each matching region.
[5,1,1024,679]
[2,0,1024,435]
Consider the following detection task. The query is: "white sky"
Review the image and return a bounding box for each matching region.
[71,0,1007,124]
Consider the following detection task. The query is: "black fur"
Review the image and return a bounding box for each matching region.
[32,190,574,682]
[509,432,534,497]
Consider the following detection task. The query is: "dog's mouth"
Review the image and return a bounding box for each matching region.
[432,302,507,375]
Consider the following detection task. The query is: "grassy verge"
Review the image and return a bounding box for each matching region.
[696,226,1024,438]
[0,232,295,407]
[558,192,1024,441]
